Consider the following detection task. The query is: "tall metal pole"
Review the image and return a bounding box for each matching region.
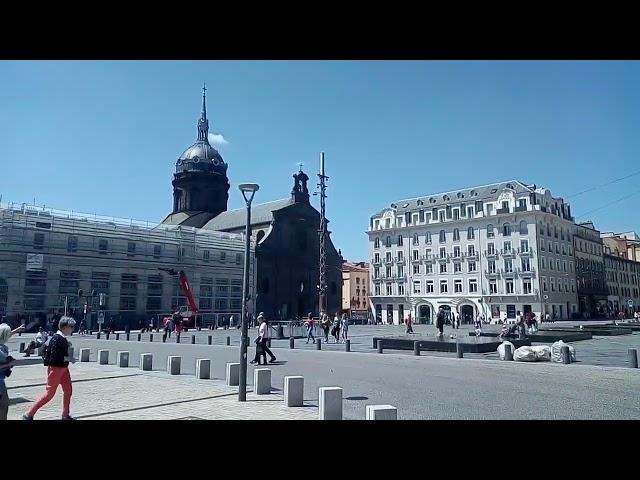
[318,152,328,316]
[238,184,258,402]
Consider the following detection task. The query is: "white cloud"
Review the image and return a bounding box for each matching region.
[208,133,229,146]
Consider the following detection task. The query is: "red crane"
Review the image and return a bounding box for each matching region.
[158,268,199,329]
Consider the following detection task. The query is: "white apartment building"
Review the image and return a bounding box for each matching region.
[367,181,578,324]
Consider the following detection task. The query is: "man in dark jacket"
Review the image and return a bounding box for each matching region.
[23,316,76,420]
[436,307,445,337]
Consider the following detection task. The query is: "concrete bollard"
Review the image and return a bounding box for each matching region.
[319,386,343,420]
[105,332,110,340]
[19,342,25,353]
[456,343,464,358]
[504,344,514,361]
[414,341,420,356]
[118,351,129,368]
[345,339,350,352]
[150,334,153,342]
[197,327,202,332]
[226,336,230,346]
[96,332,101,339]
[176,335,181,344]
[167,356,181,375]
[137,333,141,341]
[561,345,571,364]
[254,368,272,395]
[208,335,212,345]
[196,359,211,379]
[316,338,322,350]
[191,335,195,345]
[629,348,638,368]
[115,333,120,340]
[126,332,130,341]
[226,362,239,386]
[98,349,109,365]
[80,348,90,362]
[284,376,304,407]
[377,339,384,354]
[289,337,295,349]
[140,353,153,371]
[366,404,398,420]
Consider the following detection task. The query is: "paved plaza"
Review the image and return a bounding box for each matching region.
[5,322,640,420]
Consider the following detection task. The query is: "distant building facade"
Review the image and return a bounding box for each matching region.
[573,221,607,317]
[342,261,370,321]
[0,202,254,329]
[367,181,579,324]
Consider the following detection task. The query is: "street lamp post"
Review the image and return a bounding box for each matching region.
[238,183,259,402]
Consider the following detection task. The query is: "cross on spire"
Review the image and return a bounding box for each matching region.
[298,162,304,172]
[197,84,209,141]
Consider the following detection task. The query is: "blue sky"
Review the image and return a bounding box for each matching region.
[1,60,639,260]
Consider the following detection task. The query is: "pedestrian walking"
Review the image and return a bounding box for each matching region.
[436,307,445,337]
[23,317,76,420]
[405,312,414,334]
[331,313,341,343]
[474,314,483,337]
[305,313,315,344]
[321,312,331,343]
[24,327,48,357]
[1,323,26,420]
[174,316,183,341]
[251,313,276,365]
[340,313,349,342]
[163,316,174,342]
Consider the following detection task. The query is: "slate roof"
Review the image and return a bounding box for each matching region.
[202,198,294,231]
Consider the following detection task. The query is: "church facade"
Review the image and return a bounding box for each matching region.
[163,88,343,319]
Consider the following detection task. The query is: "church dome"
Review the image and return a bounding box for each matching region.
[175,84,228,175]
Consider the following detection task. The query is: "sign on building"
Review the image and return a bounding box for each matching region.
[26,253,44,271]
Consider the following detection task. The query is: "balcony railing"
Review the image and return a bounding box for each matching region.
[384,258,394,265]
[411,256,421,263]
[517,248,532,256]
[371,258,381,266]
[496,207,510,214]
[501,249,516,258]
[484,250,498,257]
[464,252,479,260]
[500,268,516,277]
[395,257,406,265]
[421,255,435,263]
[517,267,536,276]
[484,269,500,277]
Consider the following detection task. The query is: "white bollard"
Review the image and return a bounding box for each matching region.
[284,376,304,407]
[167,356,181,375]
[319,386,343,420]
[140,353,153,371]
[253,368,271,395]
[196,359,211,380]
[365,404,398,420]
[98,349,109,365]
[118,351,129,368]
[226,362,239,386]
[80,348,90,362]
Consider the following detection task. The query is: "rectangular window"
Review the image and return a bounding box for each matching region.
[215,298,228,310]
[67,236,78,253]
[413,281,421,294]
[398,235,404,246]
[549,259,554,270]
[375,284,381,295]
[453,209,460,220]
[468,245,476,256]
[398,283,405,296]
[99,239,108,254]
[454,280,462,293]
[439,263,447,273]
[386,266,392,278]
[413,250,419,261]
[467,227,475,240]
[127,241,136,256]
[154,244,162,259]
[440,281,448,293]
[412,233,419,245]
[178,247,186,261]
[413,264,420,275]
[550,278,555,292]
[453,246,461,257]
[469,280,478,293]
[425,263,433,274]
[220,251,226,262]
[521,258,531,271]
[426,281,434,293]
[439,247,446,258]
[454,262,461,273]
[397,265,404,277]
[203,250,210,261]
[520,240,529,253]
[523,280,532,294]
[505,280,514,294]
[518,198,526,208]
[487,243,495,255]
[439,211,445,222]
[59,270,80,295]
[503,241,511,253]
[386,252,392,262]
[119,296,137,311]
[468,261,476,272]
[489,280,497,294]
[398,251,404,260]
[386,284,393,296]
[488,260,496,274]
[467,206,475,217]
[33,233,45,249]
[374,267,380,278]
[504,259,513,273]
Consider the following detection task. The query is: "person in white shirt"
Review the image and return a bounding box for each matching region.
[250,313,276,365]
[24,327,48,357]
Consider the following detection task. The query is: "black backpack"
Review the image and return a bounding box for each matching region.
[42,337,53,366]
